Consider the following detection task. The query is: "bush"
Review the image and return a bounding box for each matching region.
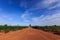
[32,25,60,35]
[0,25,27,33]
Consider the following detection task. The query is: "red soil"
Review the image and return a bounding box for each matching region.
[0,27,60,40]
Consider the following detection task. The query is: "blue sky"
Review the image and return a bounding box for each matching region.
[0,0,60,26]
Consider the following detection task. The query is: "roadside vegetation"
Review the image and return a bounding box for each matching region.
[0,24,60,35]
[32,25,60,35]
[0,24,27,33]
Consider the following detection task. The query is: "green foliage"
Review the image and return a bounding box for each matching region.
[0,25,27,33]
[32,25,60,35]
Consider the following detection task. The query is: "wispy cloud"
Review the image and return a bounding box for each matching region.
[0,14,13,21]
[32,12,60,26]
[0,0,60,25]
[29,0,59,10]
[20,11,31,22]
[21,11,30,19]
[20,0,60,25]
[20,9,60,26]
[48,0,60,10]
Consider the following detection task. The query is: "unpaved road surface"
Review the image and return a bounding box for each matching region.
[0,27,60,40]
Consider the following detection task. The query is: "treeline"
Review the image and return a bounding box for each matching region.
[32,25,60,35]
[0,24,60,35]
[0,24,27,33]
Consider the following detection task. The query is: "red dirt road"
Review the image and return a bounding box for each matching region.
[0,27,60,40]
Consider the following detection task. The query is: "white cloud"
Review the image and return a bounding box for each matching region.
[32,12,60,26]
[20,11,31,22]
[32,15,44,21]
[42,0,57,5]
[48,0,60,9]
[32,0,57,9]
[29,0,60,10]
[21,11,30,19]
[21,13,27,18]
[20,9,60,26]
[20,10,60,26]
[0,14,13,21]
